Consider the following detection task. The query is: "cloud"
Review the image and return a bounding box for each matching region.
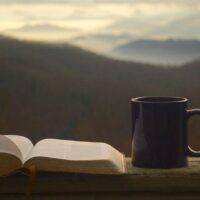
[148,14,200,39]
[6,23,79,32]
[1,0,200,41]
[107,18,152,36]
[0,0,199,5]
[0,0,92,4]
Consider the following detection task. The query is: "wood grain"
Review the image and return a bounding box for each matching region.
[0,157,200,198]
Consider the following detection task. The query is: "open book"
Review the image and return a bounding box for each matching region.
[0,135,126,176]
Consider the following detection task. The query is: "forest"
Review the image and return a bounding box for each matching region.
[0,36,200,155]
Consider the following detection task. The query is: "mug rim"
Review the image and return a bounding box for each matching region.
[131,96,188,104]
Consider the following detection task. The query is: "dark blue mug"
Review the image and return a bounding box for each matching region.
[131,96,200,168]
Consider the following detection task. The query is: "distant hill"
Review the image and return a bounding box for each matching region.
[112,39,200,66]
[7,24,72,32]
[0,36,200,155]
[71,33,132,53]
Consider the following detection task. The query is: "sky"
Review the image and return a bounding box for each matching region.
[0,0,200,51]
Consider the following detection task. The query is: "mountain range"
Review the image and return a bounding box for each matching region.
[7,23,78,33]
[0,36,200,155]
[112,39,200,66]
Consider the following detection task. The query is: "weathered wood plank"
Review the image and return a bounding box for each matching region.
[0,158,200,194]
[1,193,200,200]
[128,157,200,176]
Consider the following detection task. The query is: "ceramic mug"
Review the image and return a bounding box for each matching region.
[131,96,200,168]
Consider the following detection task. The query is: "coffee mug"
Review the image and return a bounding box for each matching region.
[131,96,200,168]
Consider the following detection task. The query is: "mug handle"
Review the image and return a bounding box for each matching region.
[187,109,200,157]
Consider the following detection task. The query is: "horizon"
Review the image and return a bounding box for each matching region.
[1,1,200,40]
[1,0,200,65]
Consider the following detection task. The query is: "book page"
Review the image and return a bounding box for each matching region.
[5,135,34,163]
[25,139,104,161]
[0,135,22,160]
[24,139,125,174]
[0,135,33,175]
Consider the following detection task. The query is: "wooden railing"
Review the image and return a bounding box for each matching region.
[0,158,200,200]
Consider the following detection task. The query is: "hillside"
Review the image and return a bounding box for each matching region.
[0,36,200,155]
[112,39,200,66]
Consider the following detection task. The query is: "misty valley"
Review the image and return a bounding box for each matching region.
[0,36,200,155]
